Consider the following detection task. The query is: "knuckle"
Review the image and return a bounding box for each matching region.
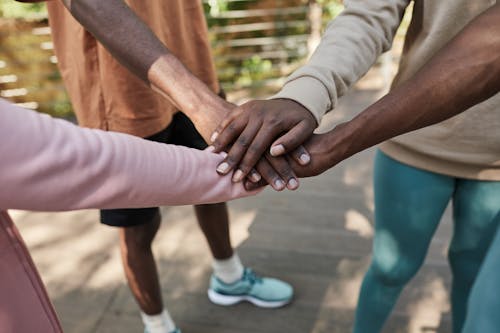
[239,163,252,173]
[225,155,237,166]
[248,145,260,154]
[278,165,293,178]
[237,136,250,148]
[266,116,281,127]
[265,169,277,180]
[227,123,236,132]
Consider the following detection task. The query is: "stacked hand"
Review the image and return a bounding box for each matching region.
[210,99,345,190]
[193,97,333,191]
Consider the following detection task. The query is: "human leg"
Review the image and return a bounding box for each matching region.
[353,151,454,333]
[101,208,177,333]
[447,179,500,333]
[117,211,163,315]
[462,211,500,333]
[195,203,233,260]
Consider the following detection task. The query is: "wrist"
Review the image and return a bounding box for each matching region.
[322,121,359,166]
[148,54,220,116]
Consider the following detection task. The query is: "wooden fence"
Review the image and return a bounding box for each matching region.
[0,1,339,117]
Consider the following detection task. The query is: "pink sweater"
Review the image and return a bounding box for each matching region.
[0,99,257,211]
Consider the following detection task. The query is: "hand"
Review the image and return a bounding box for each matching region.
[210,99,318,181]
[243,124,353,190]
[291,133,337,178]
[193,97,300,191]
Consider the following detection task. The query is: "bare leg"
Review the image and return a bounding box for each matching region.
[119,213,163,314]
[194,202,233,260]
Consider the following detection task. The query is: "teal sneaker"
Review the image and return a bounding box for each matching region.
[208,268,293,308]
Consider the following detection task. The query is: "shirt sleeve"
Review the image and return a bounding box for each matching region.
[271,0,410,123]
[0,99,259,211]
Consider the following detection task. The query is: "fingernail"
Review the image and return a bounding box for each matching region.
[270,144,285,156]
[274,179,285,190]
[250,171,262,182]
[206,145,215,153]
[232,169,244,182]
[210,132,219,143]
[288,178,299,190]
[217,162,230,174]
[300,153,311,165]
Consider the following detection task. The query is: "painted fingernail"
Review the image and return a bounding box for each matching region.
[206,145,215,153]
[270,144,285,156]
[288,178,299,190]
[300,153,311,165]
[274,179,285,190]
[217,162,230,174]
[210,132,219,143]
[232,169,244,182]
[250,171,262,182]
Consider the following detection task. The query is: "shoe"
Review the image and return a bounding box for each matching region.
[208,268,293,308]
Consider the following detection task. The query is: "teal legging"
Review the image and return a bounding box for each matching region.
[353,150,500,333]
[462,211,500,333]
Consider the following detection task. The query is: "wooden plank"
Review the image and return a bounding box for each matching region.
[214,34,308,48]
[211,20,308,34]
[209,6,308,19]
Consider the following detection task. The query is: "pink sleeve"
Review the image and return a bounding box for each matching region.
[0,99,259,211]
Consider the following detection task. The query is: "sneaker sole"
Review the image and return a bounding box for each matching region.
[207,289,290,308]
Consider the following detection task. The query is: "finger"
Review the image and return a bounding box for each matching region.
[289,145,311,166]
[269,121,314,157]
[255,158,286,191]
[234,124,283,178]
[244,178,267,191]
[265,153,299,191]
[212,118,246,153]
[211,108,243,143]
[216,123,260,179]
[247,168,262,183]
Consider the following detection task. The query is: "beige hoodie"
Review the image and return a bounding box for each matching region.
[273,0,500,180]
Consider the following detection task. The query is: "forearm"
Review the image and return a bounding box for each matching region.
[326,4,500,163]
[59,0,227,137]
[0,100,255,211]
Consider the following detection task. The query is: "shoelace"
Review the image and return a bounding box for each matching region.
[243,268,263,285]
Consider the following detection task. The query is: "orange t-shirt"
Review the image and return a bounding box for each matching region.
[47,0,219,137]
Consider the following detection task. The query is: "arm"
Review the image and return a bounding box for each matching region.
[58,0,228,140]
[51,0,297,191]
[211,0,410,178]
[292,4,500,178]
[0,99,259,211]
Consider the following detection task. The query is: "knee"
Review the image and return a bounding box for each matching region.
[369,256,423,287]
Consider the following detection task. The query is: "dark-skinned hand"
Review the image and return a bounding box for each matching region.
[210,99,318,187]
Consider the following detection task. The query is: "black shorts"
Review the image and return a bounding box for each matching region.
[100,112,208,227]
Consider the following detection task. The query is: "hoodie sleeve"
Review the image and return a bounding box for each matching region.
[271,0,410,123]
[0,99,259,211]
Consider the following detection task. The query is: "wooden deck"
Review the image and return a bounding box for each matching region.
[11,83,454,333]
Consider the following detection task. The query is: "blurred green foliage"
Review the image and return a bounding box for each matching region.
[0,0,47,19]
[236,55,273,86]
